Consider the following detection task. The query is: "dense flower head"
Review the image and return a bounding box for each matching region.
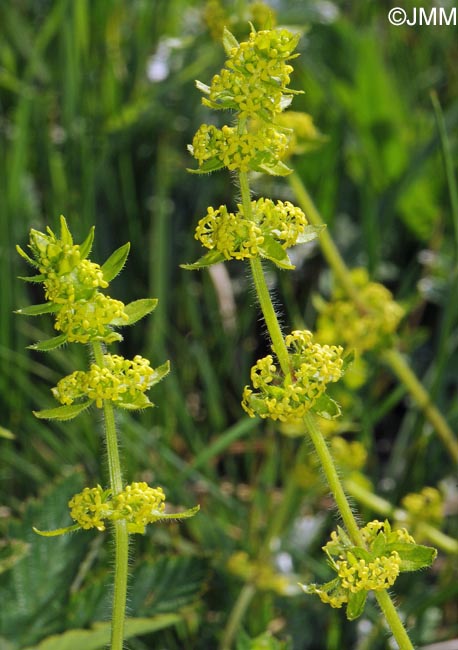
[190,122,289,173]
[205,27,300,120]
[52,354,158,409]
[242,330,344,422]
[68,483,165,533]
[43,259,109,304]
[60,483,199,536]
[316,268,404,353]
[68,485,112,531]
[112,482,166,533]
[303,519,436,618]
[54,293,128,343]
[194,198,307,261]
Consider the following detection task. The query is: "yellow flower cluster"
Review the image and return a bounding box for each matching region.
[44,259,109,304]
[305,520,421,611]
[242,330,344,422]
[190,123,288,172]
[206,28,299,119]
[195,198,307,260]
[52,354,157,409]
[68,485,111,531]
[54,293,128,343]
[317,268,404,353]
[68,482,166,533]
[112,482,166,533]
[336,551,401,593]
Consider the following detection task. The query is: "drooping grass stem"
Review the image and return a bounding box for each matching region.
[288,170,458,463]
[92,341,129,650]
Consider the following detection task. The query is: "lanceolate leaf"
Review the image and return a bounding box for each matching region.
[113,298,158,326]
[180,250,226,270]
[386,542,437,572]
[33,524,81,537]
[151,360,171,385]
[79,226,95,261]
[295,224,326,244]
[28,334,68,352]
[222,26,239,54]
[101,242,130,282]
[187,157,226,174]
[256,159,292,176]
[154,505,200,523]
[16,302,60,316]
[346,590,367,621]
[33,400,93,421]
[259,235,295,270]
[18,273,46,283]
[312,393,342,420]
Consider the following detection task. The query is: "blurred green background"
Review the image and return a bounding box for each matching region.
[1,1,457,649]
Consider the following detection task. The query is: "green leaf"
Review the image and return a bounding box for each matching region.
[346,590,367,620]
[16,244,38,267]
[33,524,81,537]
[101,242,130,282]
[386,542,437,572]
[342,350,355,373]
[154,504,200,524]
[28,334,68,351]
[59,215,73,246]
[180,250,226,270]
[33,400,93,421]
[295,224,326,244]
[259,235,295,270]
[113,298,158,326]
[312,394,342,420]
[15,302,60,316]
[187,157,226,174]
[222,26,239,54]
[255,159,292,176]
[21,615,181,650]
[18,273,46,283]
[151,360,171,385]
[79,227,95,261]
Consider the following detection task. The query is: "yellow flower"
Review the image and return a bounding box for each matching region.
[242,330,344,422]
[68,485,111,531]
[54,293,128,343]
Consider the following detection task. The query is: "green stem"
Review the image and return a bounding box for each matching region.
[219,583,257,650]
[92,341,129,650]
[381,349,458,463]
[303,412,363,545]
[374,590,414,650]
[288,170,458,463]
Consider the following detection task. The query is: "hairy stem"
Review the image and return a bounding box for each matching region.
[92,341,129,650]
[240,170,415,650]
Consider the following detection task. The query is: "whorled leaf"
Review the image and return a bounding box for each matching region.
[33,400,93,421]
[112,298,158,326]
[28,334,68,352]
[180,250,226,270]
[15,302,61,317]
[101,242,130,283]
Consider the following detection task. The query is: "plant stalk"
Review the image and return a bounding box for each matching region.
[240,171,415,650]
[92,341,129,650]
[288,170,458,463]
